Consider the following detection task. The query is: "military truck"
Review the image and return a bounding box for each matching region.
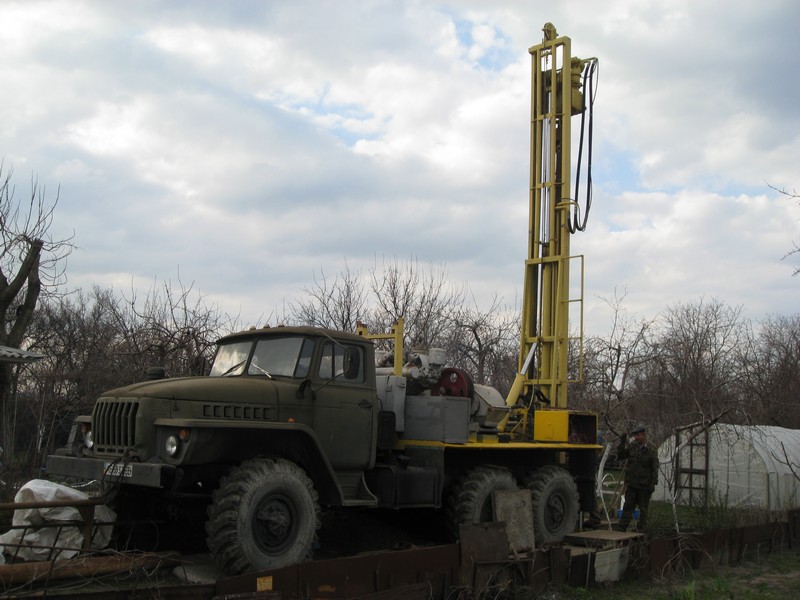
[47,24,601,575]
[47,319,597,575]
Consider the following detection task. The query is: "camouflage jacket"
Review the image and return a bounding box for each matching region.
[617,439,659,490]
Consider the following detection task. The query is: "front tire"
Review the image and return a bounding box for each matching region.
[447,466,517,537]
[206,458,320,575]
[525,465,579,545]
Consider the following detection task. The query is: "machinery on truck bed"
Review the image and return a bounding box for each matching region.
[46,24,600,576]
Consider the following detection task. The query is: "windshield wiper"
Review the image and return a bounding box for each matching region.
[249,363,273,379]
[220,360,245,377]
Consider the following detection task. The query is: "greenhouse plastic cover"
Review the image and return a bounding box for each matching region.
[654,424,800,510]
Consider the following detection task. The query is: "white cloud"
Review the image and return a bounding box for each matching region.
[0,0,798,341]
[580,188,800,333]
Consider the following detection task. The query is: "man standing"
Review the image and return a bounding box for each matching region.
[615,425,658,532]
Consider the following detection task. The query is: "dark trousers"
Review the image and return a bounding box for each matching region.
[618,486,652,530]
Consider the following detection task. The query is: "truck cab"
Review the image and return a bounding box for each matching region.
[47,325,380,504]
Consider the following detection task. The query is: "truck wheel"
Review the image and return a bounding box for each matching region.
[206,458,320,575]
[525,465,579,545]
[447,466,517,537]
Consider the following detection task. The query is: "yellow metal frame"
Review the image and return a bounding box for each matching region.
[506,26,586,414]
[356,318,405,377]
[392,438,600,451]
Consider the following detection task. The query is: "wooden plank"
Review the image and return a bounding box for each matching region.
[0,552,181,586]
[564,530,643,548]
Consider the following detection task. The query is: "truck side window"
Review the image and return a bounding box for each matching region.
[294,339,314,378]
[318,342,363,383]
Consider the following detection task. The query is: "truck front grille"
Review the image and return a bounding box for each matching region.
[92,399,139,454]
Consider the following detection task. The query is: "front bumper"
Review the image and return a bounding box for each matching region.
[45,455,176,489]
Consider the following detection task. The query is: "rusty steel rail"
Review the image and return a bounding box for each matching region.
[0,492,116,562]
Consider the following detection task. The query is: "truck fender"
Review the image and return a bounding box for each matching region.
[153,418,344,505]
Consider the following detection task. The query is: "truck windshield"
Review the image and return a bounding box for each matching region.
[209,337,314,378]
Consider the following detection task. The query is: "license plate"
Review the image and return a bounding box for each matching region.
[104,462,133,478]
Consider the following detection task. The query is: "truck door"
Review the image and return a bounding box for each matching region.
[312,340,376,470]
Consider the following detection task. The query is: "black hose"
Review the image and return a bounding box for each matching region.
[571,58,599,233]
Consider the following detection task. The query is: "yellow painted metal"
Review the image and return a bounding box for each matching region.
[356,318,405,377]
[507,24,587,414]
[533,410,571,442]
[393,438,600,451]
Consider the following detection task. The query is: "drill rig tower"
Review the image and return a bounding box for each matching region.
[505,23,598,428]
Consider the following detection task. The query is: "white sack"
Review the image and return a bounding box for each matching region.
[0,479,116,561]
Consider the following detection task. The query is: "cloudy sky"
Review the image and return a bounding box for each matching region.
[2,0,799,336]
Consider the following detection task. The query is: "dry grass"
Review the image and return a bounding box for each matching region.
[539,547,800,599]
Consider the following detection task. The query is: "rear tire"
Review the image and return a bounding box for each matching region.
[525,465,579,545]
[206,458,320,575]
[446,466,517,537]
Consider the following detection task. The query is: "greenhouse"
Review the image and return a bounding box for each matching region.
[653,423,800,511]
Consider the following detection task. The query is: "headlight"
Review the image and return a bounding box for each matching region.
[165,429,189,457]
[165,434,180,457]
[81,424,94,449]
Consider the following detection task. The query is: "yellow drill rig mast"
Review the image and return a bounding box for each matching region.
[504,23,598,435]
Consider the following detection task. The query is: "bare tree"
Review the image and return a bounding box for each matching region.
[641,298,748,436]
[773,184,800,276]
[573,289,656,437]
[740,314,800,428]
[20,288,116,467]
[291,263,367,332]
[22,279,233,469]
[448,295,518,394]
[113,276,233,379]
[0,163,74,456]
[367,256,466,351]
[291,257,467,355]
